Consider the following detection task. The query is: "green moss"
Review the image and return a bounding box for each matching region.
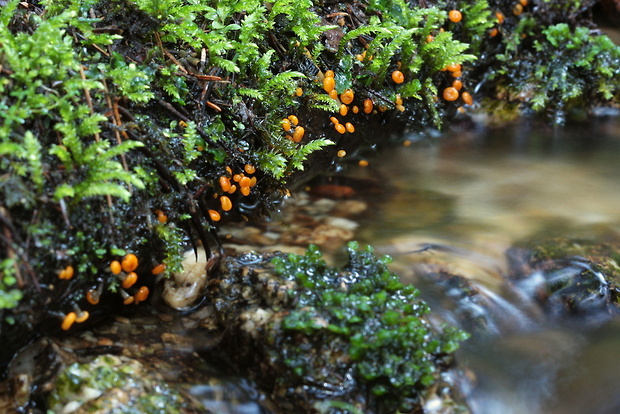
[48,355,185,414]
[271,242,468,412]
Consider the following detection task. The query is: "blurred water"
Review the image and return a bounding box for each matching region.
[355,116,620,414]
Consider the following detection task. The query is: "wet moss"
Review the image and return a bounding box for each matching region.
[1,0,619,376]
[211,243,468,413]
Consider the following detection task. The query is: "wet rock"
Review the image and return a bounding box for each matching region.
[162,248,210,311]
[506,238,620,320]
[205,245,469,413]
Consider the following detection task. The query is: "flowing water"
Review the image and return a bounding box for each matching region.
[354,116,620,414]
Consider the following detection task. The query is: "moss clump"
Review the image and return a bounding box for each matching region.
[212,243,468,412]
[273,242,468,412]
[482,0,620,122]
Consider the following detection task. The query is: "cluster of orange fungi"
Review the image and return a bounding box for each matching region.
[210,163,258,221]
[62,253,157,330]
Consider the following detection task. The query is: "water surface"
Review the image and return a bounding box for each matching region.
[355,117,620,414]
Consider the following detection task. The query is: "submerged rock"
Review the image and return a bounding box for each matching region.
[506,238,620,320]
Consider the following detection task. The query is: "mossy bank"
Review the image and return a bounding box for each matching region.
[1,0,619,377]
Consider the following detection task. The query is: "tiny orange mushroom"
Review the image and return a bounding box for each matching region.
[86,289,100,305]
[220,195,233,211]
[292,126,305,143]
[121,253,138,273]
[461,91,474,106]
[61,312,77,331]
[345,122,355,133]
[240,186,250,196]
[443,87,459,101]
[208,209,221,221]
[448,10,462,23]
[135,286,150,304]
[363,99,373,114]
[341,89,354,105]
[110,260,122,275]
[75,310,89,323]
[219,176,232,192]
[339,104,348,116]
[152,263,166,275]
[391,70,405,84]
[239,176,251,188]
[323,76,335,93]
[122,272,138,289]
[244,164,256,174]
[288,115,299,126]
[334,123,346,134]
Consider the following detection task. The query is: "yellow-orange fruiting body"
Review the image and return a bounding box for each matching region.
[520,0,528,5]
[391,70,405,84]
[244,164,256,174]
[446,63,461,73]
[135,286,149,303]
[241,186,250,196]
[208,209,221,221]
[363,99,373,114]
[352,105,359,114]
[358,160,369,167]
[295,87,303,96]
[489,27,499,37]
[323,76,335,93]
[426,34,434,43]
[292,126,305,143]
[513,3,523,15]
[325,70,334,78]
[395,104,405,112]
[345,122,355,133]
[239,176,251,188]
[395,95,403,105]
[233,174,242,182]
[340,104,348,116]
[225,166,232,175]
[496,11,505,24]
[330,116,339,124]
[219,176,231,192]
[61,312,77,331]
[452,79,463,90]
[288,115,299,125]
[114,258,129,274]
[448,10,462,23]
[329,89,338,100]
[75,311,89,323]
[152,264,166,275]
[461,91,473,105]
[155,210,167,223]
[123,296,134,305]
[337,150,346,157]
[122,253,139,273]
[122,272,138,289]
[340,89,354,105]
[220,195,233,211]
[282,118,291,131]
[86,289,100,305]
[452,70,462,78]
[249,176,257,187]
[227,184,237,194]
[443,87,459,101]
[335,123,346,134]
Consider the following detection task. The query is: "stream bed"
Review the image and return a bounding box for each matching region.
[354,116,620,414]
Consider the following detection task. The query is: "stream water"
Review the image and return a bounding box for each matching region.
[354,116,620,414]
